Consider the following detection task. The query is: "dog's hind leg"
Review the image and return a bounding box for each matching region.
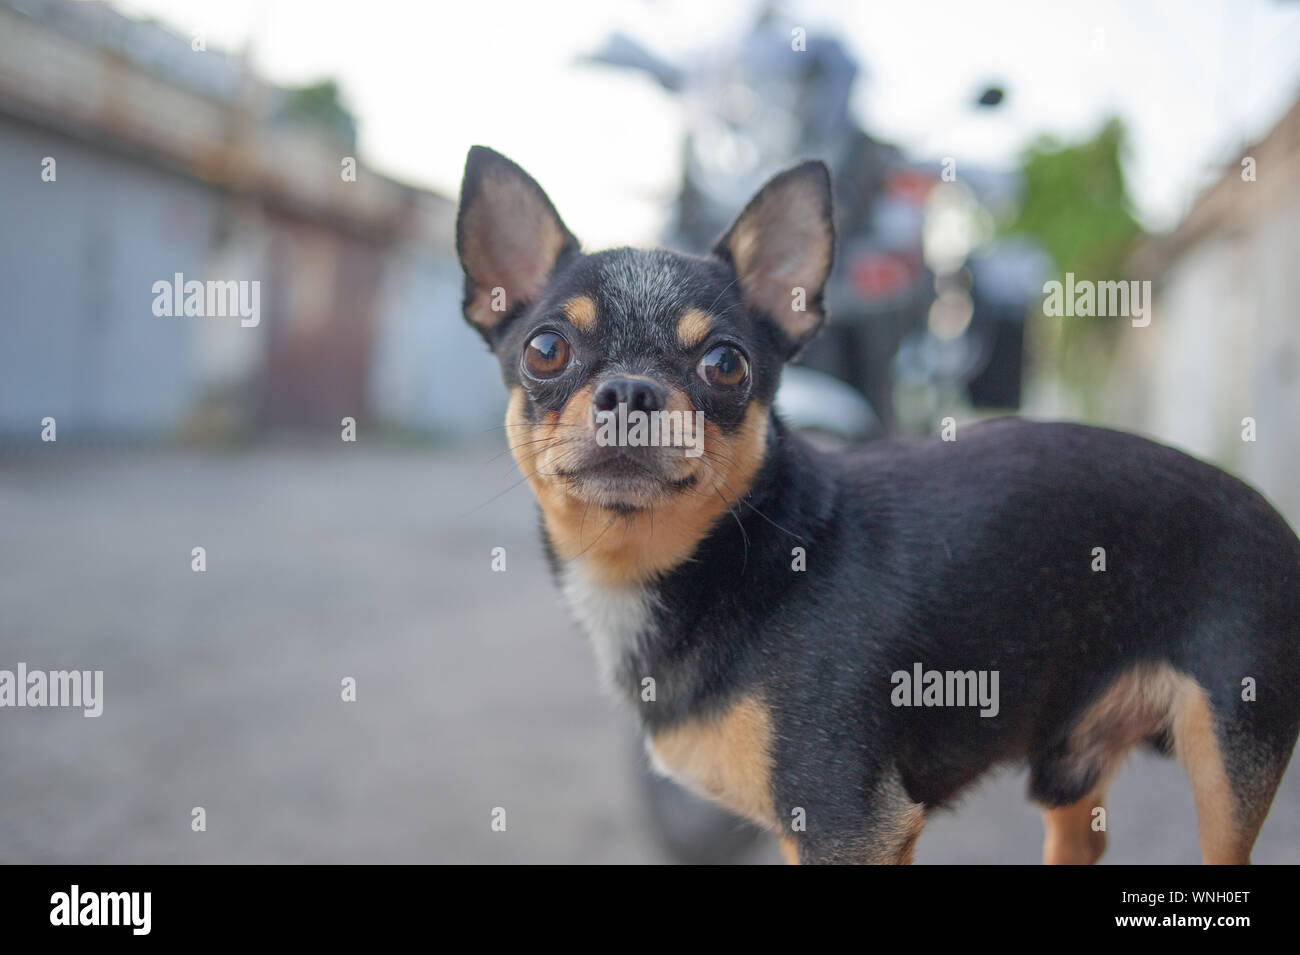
[1171,677,1294,865]
[777,836,800,865]
[1030,663,1180,864]
[1041,789,1108,865]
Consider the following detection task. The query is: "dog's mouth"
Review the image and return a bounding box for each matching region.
[553,454,699,511]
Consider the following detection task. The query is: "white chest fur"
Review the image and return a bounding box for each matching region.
[560,562,653,694]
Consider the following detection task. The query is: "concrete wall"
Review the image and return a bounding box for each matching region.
[1129,188,1300,524]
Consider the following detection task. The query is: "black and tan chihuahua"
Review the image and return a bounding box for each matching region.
[456,146,1299,864]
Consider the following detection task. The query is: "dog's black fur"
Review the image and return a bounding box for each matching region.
[456,145,1300,864]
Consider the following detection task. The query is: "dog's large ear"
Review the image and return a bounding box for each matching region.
[456,146,578,339]
[712,161,835,359]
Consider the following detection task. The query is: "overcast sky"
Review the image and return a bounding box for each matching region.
[115,0,1300,245]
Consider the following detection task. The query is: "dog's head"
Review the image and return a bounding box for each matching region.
[456,146,834,584]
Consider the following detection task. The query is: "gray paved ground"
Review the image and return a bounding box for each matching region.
[0,443,1295,863]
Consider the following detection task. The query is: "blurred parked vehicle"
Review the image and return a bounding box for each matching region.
[584,14,1038,445]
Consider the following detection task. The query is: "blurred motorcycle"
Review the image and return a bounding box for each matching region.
[582,18,894,438]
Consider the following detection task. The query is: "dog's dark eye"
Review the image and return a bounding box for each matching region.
[522,331,572,379]
[698,345,749,389]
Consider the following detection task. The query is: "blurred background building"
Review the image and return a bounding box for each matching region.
[0,0,500,441]
[1122,98,1300,523]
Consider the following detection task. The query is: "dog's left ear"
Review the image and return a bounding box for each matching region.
[712,161,835,359]
[456,146,578,340]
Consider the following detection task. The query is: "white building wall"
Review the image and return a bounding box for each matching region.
[1141,189,1300,524]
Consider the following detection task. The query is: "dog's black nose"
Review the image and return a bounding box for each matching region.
[592,377,666,414]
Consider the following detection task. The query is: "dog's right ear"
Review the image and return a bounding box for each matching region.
[455,146,578,340]
[712,160,834,360]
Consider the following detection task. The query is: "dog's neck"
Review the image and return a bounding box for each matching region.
[549,416,832,714]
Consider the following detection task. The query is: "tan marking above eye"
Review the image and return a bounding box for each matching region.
[563,295,598,332]
[676,307,715,348]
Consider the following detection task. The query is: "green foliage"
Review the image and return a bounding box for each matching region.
[274,79,358,150]
[1004,116,1141,277]
[1002,117,1144,412]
